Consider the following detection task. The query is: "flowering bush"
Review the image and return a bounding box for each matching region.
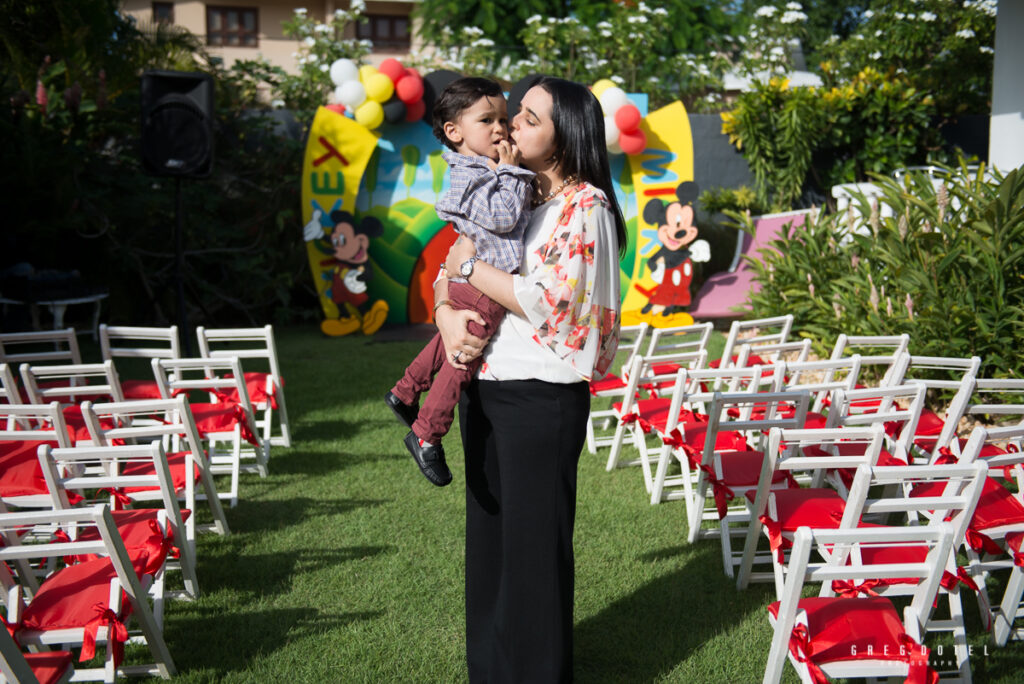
[743,165,1024,379]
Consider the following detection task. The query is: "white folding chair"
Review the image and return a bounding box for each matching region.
[763,524,954,684]
[79,397,230,535]
[712,314,793,372]
[0,505,175,682]
[37,442,200,623]
[827,333,910,387]
[18,361,126,445]
[737,425,889,593]
[98,325,181,401]
[0,402,72,508]
[195,325,291,448]
[0,329,82,366]
[152,357,268,506]
[0,626,73,684]
[687,390,811,578]
[602,348,708,472]
[585,322,649,454]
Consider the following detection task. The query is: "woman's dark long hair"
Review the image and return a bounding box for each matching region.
[534,76,628,256]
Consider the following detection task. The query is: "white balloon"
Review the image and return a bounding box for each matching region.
[336,80,366,109]
[599,86,629,116]
[329,58,360,87]
[603,116,620,146]
[607,138,623,155]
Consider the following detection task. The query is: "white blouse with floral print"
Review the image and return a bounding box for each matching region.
[478,181,621,383]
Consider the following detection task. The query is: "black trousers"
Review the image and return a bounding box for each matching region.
[459,379,590,684]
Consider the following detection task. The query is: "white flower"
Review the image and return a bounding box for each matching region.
[334,9,347,19]
[303,36,315,47]
[920,11,937,21]
[596,21,612,30]
[464,26,484,37]
[611,75,625,84]
[755,5,777,17]
[472,38,494,47]
[894,12,905,20]
[350,0,365,12]
[906,13,916,20]
[979,45,994,54]
[956,28,976,39]
[359,39,373,48]
[526,14,542,24]
[319,63,329,72]
[863,9,874,19]
[870,51,882,59]
[600,29,612,38]
[786,1,802,9]
[271,98,285,109]
[306,52,318,63]
[314,23,330,33]
[294,7,307,16]
[780,10,807,23]
[875,30,883,36]
[654,8,668,16]
[628,15,647,24]
[537,26,549,34]
[770,46,786,57]
[638,0,649,12]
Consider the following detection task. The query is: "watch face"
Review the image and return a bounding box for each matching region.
[460,258,474,277]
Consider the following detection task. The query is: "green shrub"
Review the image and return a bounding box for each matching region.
[743,164,1024,379]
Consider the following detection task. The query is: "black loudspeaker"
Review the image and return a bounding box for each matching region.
[141,70,214,177]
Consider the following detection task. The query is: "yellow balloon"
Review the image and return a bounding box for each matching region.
[364,72,395,103]
[354,99,384,129]
[592,79,617,99]
[359,64,380,82]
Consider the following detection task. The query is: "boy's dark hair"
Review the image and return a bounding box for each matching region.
[431,77,504,151]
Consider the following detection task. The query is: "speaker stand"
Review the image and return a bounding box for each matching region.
[174,177,194,355]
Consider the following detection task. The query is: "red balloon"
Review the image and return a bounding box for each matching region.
[405,99,426,122]
[614,103,641,133]
[378,58,406,84]
[325,103,347,115]
[395,73,425,105]
[404,67,421,79]
[619,128,647,155]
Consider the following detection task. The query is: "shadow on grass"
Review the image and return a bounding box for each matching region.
[165,606,382,675]
[575,543,770,682]
[197,544,392,597]
[263,447,393,478]
[224,496,389,534]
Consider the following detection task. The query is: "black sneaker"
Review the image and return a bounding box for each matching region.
[385,391,419,430]
[404,431,452,487]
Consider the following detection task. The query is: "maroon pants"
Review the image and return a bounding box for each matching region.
[391,281,507,444]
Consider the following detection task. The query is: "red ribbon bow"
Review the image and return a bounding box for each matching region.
[82,604,128,666]
[831,578,883,597]
[966,528,1004,556]
[940,566,979,593]
[620,412,652,434]
[699,464,735,518]
[99,487,133,511]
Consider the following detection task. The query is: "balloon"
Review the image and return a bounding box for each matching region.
[591,78,617,99]
[359,64,379,82]
[421,70,462,123]
[604,116,620,148]
[614,103,641,133]
[335,80,366,109]
[619,128,647,155]
[378,58,405,84]
[382,96,407,124]
[404,67,421,79]
[325,103,346,115]
[395,73,424,104]
[354,99,384,129]
[329,58,359,87]
[599,86,629,116]
[607,138,623,155]
[405,98,426,122]
[364,72,395,103]
[506,73,547,123]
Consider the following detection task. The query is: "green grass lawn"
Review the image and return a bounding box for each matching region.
[140,325,1023,682]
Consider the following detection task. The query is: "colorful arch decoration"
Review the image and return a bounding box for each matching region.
[300,93,713,335]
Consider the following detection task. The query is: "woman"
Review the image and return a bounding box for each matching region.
[435,76,626,682]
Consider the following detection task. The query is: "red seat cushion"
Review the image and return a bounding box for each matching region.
[589,374,625,395]
[0,440,57,498]
[767,596,934,681]
[18,553,149,633]
[967,477,1024,531]
[223,372,278,408]
[719,450,792,489]
[73,509,189,576]
[120,450,201,495]
[60,407,116,445]
[709,353,768,369]
[611,397,701,434]
[759,488,847,532]
[120,379,163,400]
[23,650,74,684]
[891,407,944,439]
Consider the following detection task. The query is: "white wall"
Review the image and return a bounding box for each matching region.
[989,0,1024,172]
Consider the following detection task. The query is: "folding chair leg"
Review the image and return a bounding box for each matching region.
[585,416,598,454]
[994,565,1024,647]
[605,422,629,471]
[271,385,291,448]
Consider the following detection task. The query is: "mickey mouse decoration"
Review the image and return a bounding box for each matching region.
[636,181,710,320]
[304,208,390,336]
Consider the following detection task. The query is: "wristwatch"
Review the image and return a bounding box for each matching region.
[460,256,479,278]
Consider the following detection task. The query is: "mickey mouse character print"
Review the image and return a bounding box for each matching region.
[640,181,710,319]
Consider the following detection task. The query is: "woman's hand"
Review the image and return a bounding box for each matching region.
[445,236,478,276]
[435,302,489,370]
